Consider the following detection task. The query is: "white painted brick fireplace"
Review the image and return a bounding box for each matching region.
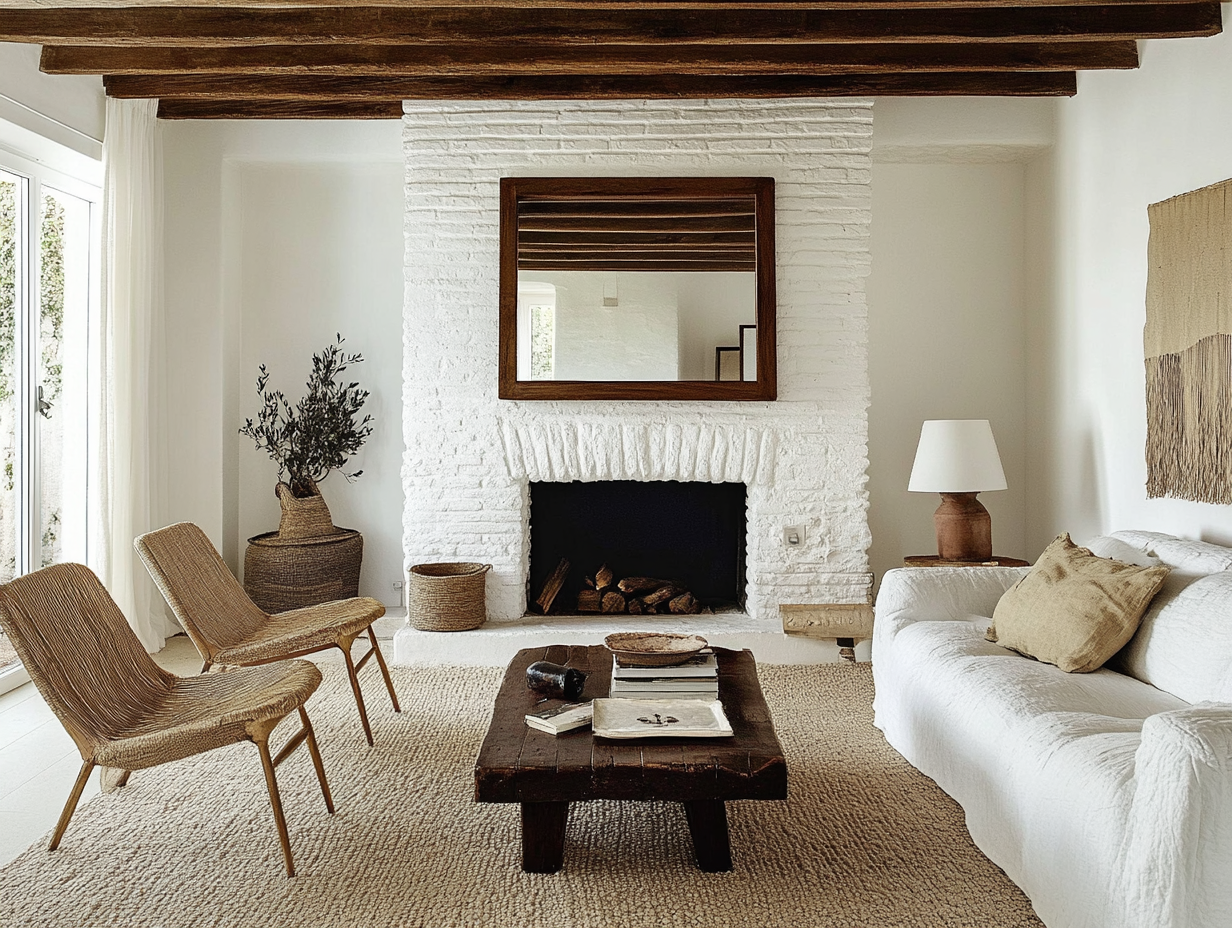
[398,99,874,660]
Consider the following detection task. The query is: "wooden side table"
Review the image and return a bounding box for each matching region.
[904,555,1030,568]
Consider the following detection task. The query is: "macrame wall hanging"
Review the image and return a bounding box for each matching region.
[1145,177,1232,503]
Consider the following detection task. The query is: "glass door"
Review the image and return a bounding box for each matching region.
[0,170,22,681]
[0,158,99,695]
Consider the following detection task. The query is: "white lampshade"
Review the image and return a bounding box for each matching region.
[908,419,1007,493]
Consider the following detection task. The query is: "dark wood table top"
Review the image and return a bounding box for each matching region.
[474,644,787,804]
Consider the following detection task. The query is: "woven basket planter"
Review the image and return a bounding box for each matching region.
[244,529,363,614]
[408,562,492,631]
[275,480,335,539]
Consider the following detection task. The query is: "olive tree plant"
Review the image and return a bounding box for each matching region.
[240,334,374,498]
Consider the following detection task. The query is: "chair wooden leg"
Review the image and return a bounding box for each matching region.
[255,737,296,878]
[99,766,131,793]
[49,761,95,851]
[366,626,401,713]
[340,641,374,746]
[298,707,334,814]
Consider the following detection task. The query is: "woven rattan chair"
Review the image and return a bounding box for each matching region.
[136,522,400,746]
[0,562,333,877]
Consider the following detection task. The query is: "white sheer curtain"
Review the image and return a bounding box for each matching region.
[92,97,179,652]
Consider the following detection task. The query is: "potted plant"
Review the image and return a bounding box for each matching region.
[240,334,373,540]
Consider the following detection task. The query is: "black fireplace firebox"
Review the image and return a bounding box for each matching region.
[528,480,747,614]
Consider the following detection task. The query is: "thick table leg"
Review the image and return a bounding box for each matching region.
[521,801,569,873]
[684,799,733,872]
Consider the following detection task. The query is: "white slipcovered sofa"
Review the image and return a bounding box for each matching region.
[873,530,1232,928]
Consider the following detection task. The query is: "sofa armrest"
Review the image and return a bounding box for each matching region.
[873,566,1028,652]
[1123,704,1232,928]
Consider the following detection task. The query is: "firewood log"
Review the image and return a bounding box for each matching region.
[595,564,614,591]
[626,598,645,615]
[576,590,602,612]
[668,592,700,614]
[641,584,680,607]
[534,558,570,614]
[617,576,671,595]
[601,591,626,613]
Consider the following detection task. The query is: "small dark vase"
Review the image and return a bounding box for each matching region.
[526,661,589,701]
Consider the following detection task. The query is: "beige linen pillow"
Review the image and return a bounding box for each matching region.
[986,533,1170,673]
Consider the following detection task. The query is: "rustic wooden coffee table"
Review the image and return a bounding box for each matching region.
[474,644,787,873]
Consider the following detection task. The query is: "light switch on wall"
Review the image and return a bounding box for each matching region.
[784,526,804,546]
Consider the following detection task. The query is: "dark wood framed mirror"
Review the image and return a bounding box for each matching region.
[499,176,776,401]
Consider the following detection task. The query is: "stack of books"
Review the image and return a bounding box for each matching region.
[525,701,594,735]
[609,650,719,701]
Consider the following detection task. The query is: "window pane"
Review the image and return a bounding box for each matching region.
[0,173,20,673]
[38,187,89,569]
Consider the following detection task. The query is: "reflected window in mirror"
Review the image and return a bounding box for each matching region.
[499,177,776,401]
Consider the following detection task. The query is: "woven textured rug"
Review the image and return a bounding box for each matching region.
[0,663,1041,928]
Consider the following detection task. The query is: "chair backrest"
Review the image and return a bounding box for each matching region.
[0,563,173,758]
[135,522,268,660]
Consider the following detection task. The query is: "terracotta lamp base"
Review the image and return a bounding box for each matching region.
[933,492,993,561]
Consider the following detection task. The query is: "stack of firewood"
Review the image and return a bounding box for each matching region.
[577,564,702,615]
[531,558,705,615]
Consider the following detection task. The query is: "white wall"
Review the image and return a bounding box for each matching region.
[676,272,757,380]
[867,162,1029,584]
[162,121,405,604]
[0,43,103,162]
[1028,8,1232,551]
[524,271,680,381]
[866,98,1051,585]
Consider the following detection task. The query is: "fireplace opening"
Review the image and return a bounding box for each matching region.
[528,480,746,615]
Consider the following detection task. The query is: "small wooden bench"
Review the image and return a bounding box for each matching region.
[474,644,787,873]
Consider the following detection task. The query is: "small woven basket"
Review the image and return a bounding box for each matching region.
[408,562,491,632]
[275,481,336,540]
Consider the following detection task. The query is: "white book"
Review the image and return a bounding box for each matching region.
[610,678,719,694]
[604,690,718,701]
[611,651,718,679]
[525,701,593,735]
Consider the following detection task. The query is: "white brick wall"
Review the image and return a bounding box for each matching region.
[402,99,874,621]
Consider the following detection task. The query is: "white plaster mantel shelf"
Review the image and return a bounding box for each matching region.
[392,611,870,667]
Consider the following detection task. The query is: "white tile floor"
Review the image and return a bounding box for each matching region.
[0,635,329,868]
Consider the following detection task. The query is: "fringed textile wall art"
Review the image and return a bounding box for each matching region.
[1145,177,1232,503]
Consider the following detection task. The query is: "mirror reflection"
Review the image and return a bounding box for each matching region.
[514,191,759,383]
[516,271,756,382]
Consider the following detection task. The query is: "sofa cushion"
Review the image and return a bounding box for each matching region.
[1116,568,1232,703]
[987,534,1170,673]
[1109,529,1232,573]
[1083,535,1164,568]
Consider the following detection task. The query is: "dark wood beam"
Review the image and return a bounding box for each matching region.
[4,3,1222,47]
[43,40,1138,75]
[518,259,757,272]
[519,215,756,232]
[519,200,754,218]
[106,71,1080,101]
[519,231,757,246]
[156,98,403,118]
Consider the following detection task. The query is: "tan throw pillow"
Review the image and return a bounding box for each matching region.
[986,533,1170,673]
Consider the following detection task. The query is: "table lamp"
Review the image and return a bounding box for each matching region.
[908,419,1007,561]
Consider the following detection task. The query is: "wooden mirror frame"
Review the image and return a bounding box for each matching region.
[499,176,777,401]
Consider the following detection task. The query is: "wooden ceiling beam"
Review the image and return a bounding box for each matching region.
[110,71,1080,101]
[156,98,404,118]
[43,41,1138,76]
[3,3,1221,47]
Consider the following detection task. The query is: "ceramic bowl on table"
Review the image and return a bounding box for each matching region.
[603,632,709,667]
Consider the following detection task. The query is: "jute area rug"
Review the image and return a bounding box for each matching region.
[0,663,1042,928]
